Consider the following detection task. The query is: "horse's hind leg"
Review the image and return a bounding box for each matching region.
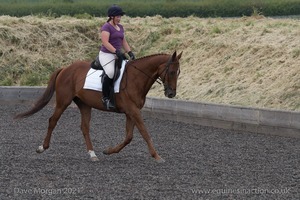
[73,97,99,161]
[103,114,134,155]
[36,85,73,154]
[36,103,69,153]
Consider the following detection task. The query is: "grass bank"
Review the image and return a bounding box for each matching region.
[0,15,299,111]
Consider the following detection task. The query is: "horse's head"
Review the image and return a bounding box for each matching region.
[159,51,183,98]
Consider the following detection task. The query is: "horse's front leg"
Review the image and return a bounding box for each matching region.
[130,109,165,163]
[103,114,134,155]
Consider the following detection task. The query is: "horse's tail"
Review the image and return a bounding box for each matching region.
[14,68,63,119]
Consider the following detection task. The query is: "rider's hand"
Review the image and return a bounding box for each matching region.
[115,49,123,60]
[128,51,135,60]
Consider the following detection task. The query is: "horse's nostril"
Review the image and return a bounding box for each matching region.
[167,91,176,98]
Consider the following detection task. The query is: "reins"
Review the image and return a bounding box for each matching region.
[127,57,179,85]
[76,54,178,93]
[130,63,162,85]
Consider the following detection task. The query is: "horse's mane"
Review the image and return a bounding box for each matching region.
[132,53,169,62]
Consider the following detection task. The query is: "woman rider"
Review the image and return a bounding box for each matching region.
[99,5,135,110]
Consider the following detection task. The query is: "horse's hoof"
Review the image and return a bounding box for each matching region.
[156,157,165,163]
[88,150,98,161]
[91,156,99,162]
[103,150,109,155]
[36,145,45,153]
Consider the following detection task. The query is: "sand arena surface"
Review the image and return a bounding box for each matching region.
[1,104,299,199]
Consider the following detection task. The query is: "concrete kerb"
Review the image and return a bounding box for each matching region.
[0,86,55,105]
[1,86,299,138]
[142,98,300,138]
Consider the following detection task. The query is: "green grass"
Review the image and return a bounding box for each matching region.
[0,0,299,17]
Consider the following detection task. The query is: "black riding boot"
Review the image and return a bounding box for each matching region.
[102,76,115,110]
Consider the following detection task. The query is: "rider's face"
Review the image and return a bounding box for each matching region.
[113,16,121,24]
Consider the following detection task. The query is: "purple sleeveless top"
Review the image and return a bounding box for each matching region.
[100,22,124,53]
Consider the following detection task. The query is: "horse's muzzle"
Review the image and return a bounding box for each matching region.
[164,85,176,98]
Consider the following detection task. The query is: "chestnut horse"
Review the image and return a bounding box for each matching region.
[15,51,182,162]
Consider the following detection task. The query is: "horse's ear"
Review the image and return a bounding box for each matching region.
[177,51,183,60]
[172,51,177,61]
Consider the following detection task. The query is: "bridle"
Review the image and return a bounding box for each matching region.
[159,58,180,86]
[129,57,180,86]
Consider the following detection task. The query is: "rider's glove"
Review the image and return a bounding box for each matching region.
[115,49,124,60]
[128,51,135,60]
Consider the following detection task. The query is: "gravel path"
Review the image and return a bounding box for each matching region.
[0,104,299,200]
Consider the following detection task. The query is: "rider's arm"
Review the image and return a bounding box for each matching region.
[101,31,117,53]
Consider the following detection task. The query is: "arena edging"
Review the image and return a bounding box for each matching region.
[1,86,299,138]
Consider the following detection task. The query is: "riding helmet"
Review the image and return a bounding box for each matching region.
[107,5,125,17]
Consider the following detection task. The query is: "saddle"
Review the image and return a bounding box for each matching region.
[90,55,123,107]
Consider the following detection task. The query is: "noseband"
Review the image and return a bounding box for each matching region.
[158,60,179,83]
[158,58,180,91]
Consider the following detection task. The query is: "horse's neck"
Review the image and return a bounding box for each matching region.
[135,55,168,84]
[141,57,163,77]
[125,55,168,105]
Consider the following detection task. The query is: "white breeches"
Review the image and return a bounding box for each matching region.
[99,51,116,79]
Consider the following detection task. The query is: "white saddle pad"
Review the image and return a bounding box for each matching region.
[83,61,126,93]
